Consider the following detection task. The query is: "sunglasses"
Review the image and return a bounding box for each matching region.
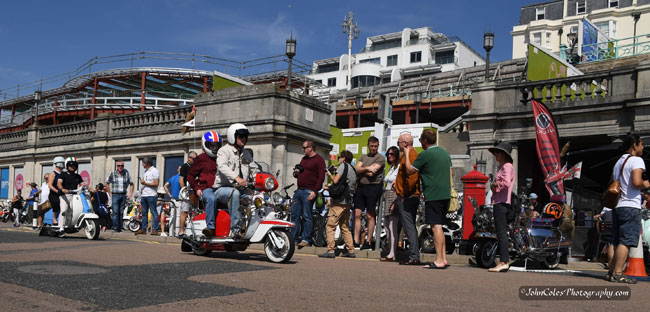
[387,153,396,156]
[117,165,124,167]
[302,146,311,150]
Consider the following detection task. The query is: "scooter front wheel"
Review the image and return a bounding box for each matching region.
[541,252,561,269]
[84,219,100,240]
[128,220,141,233]
[478,239,497,268]
[264,229,295,263]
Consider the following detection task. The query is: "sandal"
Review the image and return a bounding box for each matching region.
[611,274,637,284]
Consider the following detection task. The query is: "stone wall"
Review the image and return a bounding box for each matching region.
[0,83,331,197]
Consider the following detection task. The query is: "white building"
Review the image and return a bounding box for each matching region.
[307,27,485,91]
[511,0,650,59]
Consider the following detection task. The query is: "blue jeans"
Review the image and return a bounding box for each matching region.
[215,187,246,233]
[202,188,218,230]
[140,196,159,232]
[290,189,314,243]
[111,193,126,231]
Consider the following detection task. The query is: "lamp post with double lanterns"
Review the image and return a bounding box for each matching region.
[566,32,578,65]
[285,35,296,92]
[356,96,363,127]
[33,90,41,126]
[483,32,494,80]
[414,92,422,124]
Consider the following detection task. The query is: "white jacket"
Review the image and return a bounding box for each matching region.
[213,144,258,188]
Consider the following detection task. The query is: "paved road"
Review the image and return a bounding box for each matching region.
[1,225,649,311]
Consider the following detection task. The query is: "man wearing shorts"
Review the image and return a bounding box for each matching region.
[353,136,385,250]
[404,129,451,269]
[178,151,196,237]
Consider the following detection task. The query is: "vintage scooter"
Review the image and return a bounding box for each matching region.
[180,151,296,263]
[40,186,101,240]
[471,181,572,269]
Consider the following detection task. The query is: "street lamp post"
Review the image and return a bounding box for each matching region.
[285,35,296,92]
[342,11,359,91]
[414,92,422,124]
[483,32,494,80]
[632,12,641,55]
[33,90,41,126]
[356,96,363,127]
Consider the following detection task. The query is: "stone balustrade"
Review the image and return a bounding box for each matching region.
[0,130,28,152]
[110,106,191,136]
[39,121,97,144]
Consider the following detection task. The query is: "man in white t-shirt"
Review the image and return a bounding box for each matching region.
[136,157,160,235]
[608,135,650,284]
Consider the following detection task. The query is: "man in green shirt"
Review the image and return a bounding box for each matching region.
[404,129,451,269]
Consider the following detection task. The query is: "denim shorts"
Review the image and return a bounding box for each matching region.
[612,207,642,247]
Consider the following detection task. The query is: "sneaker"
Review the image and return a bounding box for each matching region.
[101,226,106,232]
[202,228,215,238]
[341,251,356,258]
[318,252,335,258]
[57,230,67,238]
[360,243,372,250]
[160,233,168,237]
[354,242,361,250]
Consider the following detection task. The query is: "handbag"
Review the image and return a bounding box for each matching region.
[448,172,459,213]
[328,163,349,198]
[603,155,631,208]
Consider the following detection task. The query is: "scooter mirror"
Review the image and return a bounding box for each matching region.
[242,148,254,165]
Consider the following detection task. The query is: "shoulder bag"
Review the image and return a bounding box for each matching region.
[602,155,631,208]
[328,163,349,198]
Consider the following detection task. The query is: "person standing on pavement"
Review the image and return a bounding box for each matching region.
[36,173,50,230]
[354,136,385,250]
[178,151,197,236]
[24,183,39,224]
[136,157,160,235]
[395,134,421,265]
[163,166,182,200]
[607,135,649,284]
[404,129,451,269]
[91,183,111,232]
[487,142,515,273]
[106,160,134,233]
[381,146,400,262]
[291,140,326,248]
[318,150,356,258]
[11,189,24,227]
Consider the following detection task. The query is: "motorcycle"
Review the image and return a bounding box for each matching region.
[180,151,296,263]
[471,181,572,269]
[40,186,101,240]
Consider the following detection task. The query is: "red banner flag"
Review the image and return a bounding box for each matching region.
[532,99,563,196]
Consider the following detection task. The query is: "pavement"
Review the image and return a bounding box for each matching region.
[2,223,650,311]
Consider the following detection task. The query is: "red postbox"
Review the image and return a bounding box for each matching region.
[461,164,489,240]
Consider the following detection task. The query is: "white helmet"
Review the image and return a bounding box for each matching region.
[226,123,249,145]
[53,156,65,169]
[202,130,222,158]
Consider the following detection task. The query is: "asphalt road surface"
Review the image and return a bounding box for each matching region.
[1,225,650,311]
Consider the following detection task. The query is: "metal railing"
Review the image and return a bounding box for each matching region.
[560,34,650,64]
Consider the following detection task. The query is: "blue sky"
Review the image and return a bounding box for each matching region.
[0,0,540,96]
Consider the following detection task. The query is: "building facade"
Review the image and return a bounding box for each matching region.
[308,27,485,92]
[511,0,650,59]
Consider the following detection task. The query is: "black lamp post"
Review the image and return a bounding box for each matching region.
[483,32,494,80]
[285,35,296,92]
[356,96,363,127]
[34,90,41,126]
[414,92,422,124]
[632,12,641,55]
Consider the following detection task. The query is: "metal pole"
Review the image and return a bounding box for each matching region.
[32,194,38,228]
[287,57,293,92]
[485,51,491,79]
[347,31,352,91]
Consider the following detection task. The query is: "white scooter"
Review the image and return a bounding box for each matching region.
[40,186,101,240]
[180,152,295,263]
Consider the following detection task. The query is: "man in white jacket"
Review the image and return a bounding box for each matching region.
[207,123,257,238]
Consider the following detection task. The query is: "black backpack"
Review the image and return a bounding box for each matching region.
[328,163,349,198]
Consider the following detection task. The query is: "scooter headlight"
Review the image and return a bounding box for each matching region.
[264,177,275,192]
[254,196,264,209]
[272,192,283,204]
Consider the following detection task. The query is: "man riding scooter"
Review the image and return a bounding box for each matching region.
[186,130,221,238]
[207,123,257,238]
[57,157,85,238]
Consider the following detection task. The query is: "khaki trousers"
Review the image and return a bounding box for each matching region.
[326,203,355,253]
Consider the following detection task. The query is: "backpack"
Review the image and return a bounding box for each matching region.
[328,163,349,198]
[314,192,326,212]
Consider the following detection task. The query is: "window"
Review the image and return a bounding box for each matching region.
[532,32,542,45]
[410,51,422,63]
[163,156,184,200]
[576,1,586,15]
[536,7,545,20]
[317,63,339,74]
[387,55,398,66]
[359,57,380,64]
[609,0,618,8]
[351,75,380,88]
[435,50,455,64]
[595,20,617,39]
[545,32,551,48]
[327,77,336,87]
